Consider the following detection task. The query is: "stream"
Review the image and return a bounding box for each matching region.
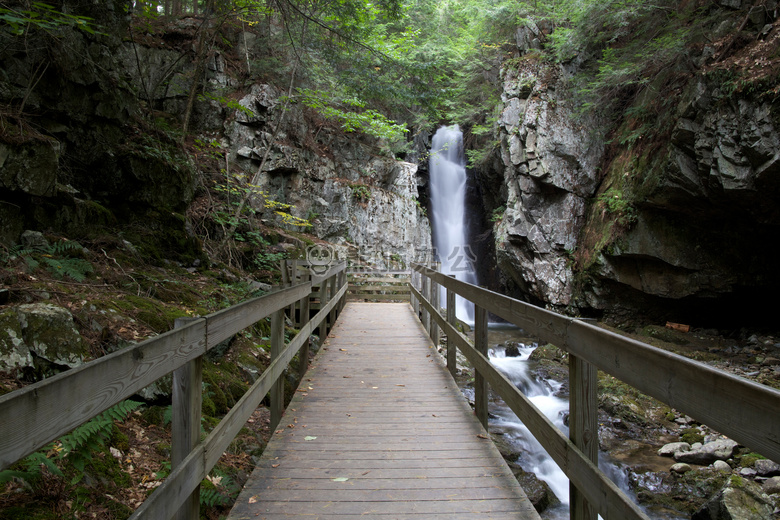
[472,324,674,520]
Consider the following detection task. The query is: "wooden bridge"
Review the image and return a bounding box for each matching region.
[227,302,539,519]
[1,261,779,520]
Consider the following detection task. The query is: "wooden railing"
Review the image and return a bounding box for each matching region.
[0,261,347,520]
[347,270,411,302]
[410,263,780,520]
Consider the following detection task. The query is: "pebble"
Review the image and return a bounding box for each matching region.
[671,463,691,474]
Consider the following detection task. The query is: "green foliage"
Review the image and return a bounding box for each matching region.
[596,188,637,226]
[489,205,506,223]
[0,400,143,488]
[199,92,256,119]
[296,88,408,144]
[349,184,372,203]
[0,2,100,36]
[4,239,94,282]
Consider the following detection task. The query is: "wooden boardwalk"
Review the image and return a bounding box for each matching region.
[227,302,541,520]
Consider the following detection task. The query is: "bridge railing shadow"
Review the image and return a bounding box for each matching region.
[410,262,780,520]
[0,261,347,520]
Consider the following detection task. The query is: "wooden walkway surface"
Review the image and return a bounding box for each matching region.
[227,302,541,520]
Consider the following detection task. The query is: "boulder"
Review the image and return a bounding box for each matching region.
[754,459,780,477]
[692,477,774,520]
[0,304,89,378]
[676,439,739,465]
[671,463,692,474]
[762,476,780,495]
[659,442,691,458]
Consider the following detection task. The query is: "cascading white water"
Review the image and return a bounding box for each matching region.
[489,344,571,516]
[429,125,477,321]
[488,337,636,520]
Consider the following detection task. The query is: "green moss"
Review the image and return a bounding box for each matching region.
[680,428,704,444]
[109,425,130,452]
[140,405,166,426]
[739,452,766,467]
[110,294,189,333]
[202,394,217,417]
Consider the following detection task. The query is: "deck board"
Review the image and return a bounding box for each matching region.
[227,302,541,520]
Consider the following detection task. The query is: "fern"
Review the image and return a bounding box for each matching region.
[200,487,231,507]
[0,400,142,488]
[59,399,143,483]
[3,239,93,281]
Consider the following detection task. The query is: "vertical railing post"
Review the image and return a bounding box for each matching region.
[298,274,311,383]
[430,264,440,347]
[329,272,338,326]
[172,317,202,520]
[446,288,456,377]
[339,267,347,312]
[411,270,419,315]
[570,353,598,520]
[318,276,330,345]
[270,309,285,431]
[474,305,488,430]
[421,273,431,335]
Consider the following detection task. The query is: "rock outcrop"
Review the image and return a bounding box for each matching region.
[481,15,780,325]
[228,84,431,268]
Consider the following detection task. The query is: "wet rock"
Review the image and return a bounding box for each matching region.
[676,439,739,465]
[659,442,692,457]
[754,459,780,477]
[504,343,522,357]
[507,461,560,513]
[672,463,692,474]
[692,477,774,520]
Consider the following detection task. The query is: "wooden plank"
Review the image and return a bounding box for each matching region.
[348,284,411,292]
[227,303,540,520]
[347,293,411,301]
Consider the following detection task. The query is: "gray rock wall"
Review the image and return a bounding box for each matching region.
[484,25,780,323]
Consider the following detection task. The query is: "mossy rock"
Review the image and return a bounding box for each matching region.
[640,325,690,346]
[681,428,705,445]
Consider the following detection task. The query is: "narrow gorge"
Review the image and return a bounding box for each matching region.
[1,0,779,519]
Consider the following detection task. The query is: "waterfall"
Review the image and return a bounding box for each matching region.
[429,125,477,321]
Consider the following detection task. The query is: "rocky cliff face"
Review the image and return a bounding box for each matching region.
[0,5,431,269]
[481,17,780,326]
[229,84,430,268]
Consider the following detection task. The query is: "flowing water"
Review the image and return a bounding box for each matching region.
[429,125,477,322]
[481,325,636,520]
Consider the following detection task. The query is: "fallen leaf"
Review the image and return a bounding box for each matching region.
[249,496,258,503]
[271,464,280,468]
[477,434,489,439]
[332,477,349,482]
[304,436,317,441]
[396,384,405,387]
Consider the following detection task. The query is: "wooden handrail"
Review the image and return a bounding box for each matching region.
[0,261,348,520]
[410,262,780,520]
